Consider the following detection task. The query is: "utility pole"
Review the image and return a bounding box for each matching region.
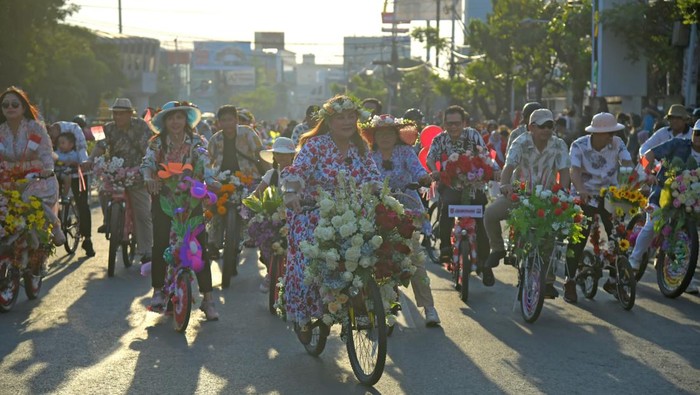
[118,0,123,33]
[449,0,456,79]
[435,0,440,68]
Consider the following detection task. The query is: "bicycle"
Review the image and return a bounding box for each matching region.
[58,193,81,255]
[575,201,637,310]
[103,188,135,277]
[447,203,483,303]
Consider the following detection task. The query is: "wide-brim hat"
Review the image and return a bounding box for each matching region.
[110,98,134,111]
[360,114,417,146]
[150,101,202,133]
[585,112,624,133]
[260,137,298,163]
[666,104,690,120]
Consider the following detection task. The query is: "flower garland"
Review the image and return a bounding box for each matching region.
[301,173,422,329]
[314,96,371,125]
[359,114,413,130]
[93,156,142,192]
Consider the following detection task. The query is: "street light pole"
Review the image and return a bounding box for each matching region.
[118,0,122,33]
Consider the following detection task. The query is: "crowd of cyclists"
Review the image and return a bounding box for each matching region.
[2,83,700,333]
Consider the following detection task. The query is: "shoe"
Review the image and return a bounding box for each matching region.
[150,289,166,308]
[52,227,66,246]
[82,238,96,257]
[97,224,107,233]
[424,306,441,327]
[140,255,152,265]
[208,244,220,259]
[199,299,220,321]
[482,267,495,286]
[544,284,559,299]
[603,279,619,298]
[563,280,578,304]
[259,274,270,293]
[294,323,312,345]
[486,250,506,268]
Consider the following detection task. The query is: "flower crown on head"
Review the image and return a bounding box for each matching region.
[360,114,414,130]
[315,96,371,123]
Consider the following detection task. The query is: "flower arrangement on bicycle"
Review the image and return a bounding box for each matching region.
[0,186,54,266]
[243,187,288,257]
[205,169,254,220]
[654,157,700,249]
[599,166,647,217]
[301,173,421,328]
[440,147,495,201]
[93,156,142,192]
[507,182,586,253]
[155,161,216,297]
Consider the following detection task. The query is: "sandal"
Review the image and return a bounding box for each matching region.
[199,300,220,321]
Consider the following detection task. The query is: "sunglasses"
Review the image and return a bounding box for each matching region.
[536,121,554,129]
[1,101,20,109]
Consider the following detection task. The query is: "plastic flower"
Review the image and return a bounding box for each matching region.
[157,162,193,179]
[619,239,630,252]
[179,225,205,272]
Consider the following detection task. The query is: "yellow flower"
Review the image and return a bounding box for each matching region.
[599,187,607,197]
[619,239,630,252]
[609,186,618,193]
[615,207,625,217]
[629,206,639,216]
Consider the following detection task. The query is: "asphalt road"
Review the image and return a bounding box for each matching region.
[1,206,699,394]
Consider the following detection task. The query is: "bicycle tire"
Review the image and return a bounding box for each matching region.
[62,200,80,255]
[656,219,698,298]
[107,202,124,278]
[121,242,131,268]
[577,249,599,299]
[345,278,387,386]
[172,271,192,333]
[0,262,19,312]
[221,208,240,289]
[268,254,279,314]
[520,251,546,323]
[615,256,636,310]
[626,213,649,281]
[459,240,470,303]
[302,322,328,356]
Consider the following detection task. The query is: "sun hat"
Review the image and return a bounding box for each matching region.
[150,101,202,133]
[585,112,625,133]
[693,119,700,131]
[360,114,417,146]
[666,104,690,120]
[260,137,297,163]
[110,98,134,111]
[529,108,554,126]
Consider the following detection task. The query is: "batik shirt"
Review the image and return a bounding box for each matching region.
[291,122,310,147]
[100,117,152,168]
[208,125,264,179]
[141,134,214,184]
[426,127,485,169]
[506,133,570,189]
[570,135,631,195]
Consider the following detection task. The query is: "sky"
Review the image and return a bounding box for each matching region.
[65,0,414,65]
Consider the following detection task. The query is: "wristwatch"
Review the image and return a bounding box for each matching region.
[282,187,297,194]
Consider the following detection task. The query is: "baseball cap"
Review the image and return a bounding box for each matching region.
[529,109,554,126]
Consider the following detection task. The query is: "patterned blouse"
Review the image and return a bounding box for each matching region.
[0,118,54,172]
[281,134,382,201]
[426,127,486,169]
[570,135,631,195]
[505,133,570,189]
[208,125,265,179]
[141,133,213,183]
[371,145,427,192]
[99,117,152,168]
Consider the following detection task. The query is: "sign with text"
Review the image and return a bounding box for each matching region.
[448,205,483,218]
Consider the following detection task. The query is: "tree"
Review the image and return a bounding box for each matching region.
[232,84,276,121]
[346,72,388,104]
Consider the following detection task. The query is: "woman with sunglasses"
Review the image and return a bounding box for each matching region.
[360,114,440,326]
[0,86,65,245]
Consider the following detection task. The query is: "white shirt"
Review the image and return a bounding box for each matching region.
[55,121,89,162]
[639,125,692,157]
[570,135,632,195]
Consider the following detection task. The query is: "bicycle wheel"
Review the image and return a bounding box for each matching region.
[345,278,387,386]
[172,270,192,333]
[268,254,280,315]
[626,213,649,281]
[615,256,636,310]
[221,208,240,289]
[0,261,19,312]
[302,321,328,356]
[656,220,698,298]
[520,251,546,323]
[107,202,124,278]
[62,200,80,254]
[577,249,599,299]
[459,240,470,303]
[121,242,131,268]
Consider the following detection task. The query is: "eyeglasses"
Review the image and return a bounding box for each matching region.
[382,160,394,170]
[1,101,20,109]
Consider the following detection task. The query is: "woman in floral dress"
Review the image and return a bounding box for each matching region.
[281,95,381,341]
[0,86,64,245]
[141,101,219,321]
[361,114,441,327]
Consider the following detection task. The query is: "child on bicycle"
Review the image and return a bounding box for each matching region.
[54,131,79,203]
[567,113,633,303]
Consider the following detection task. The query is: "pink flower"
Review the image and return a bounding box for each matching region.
[661,225,672,237]
[179,225,205,272]
[673,198,681,208]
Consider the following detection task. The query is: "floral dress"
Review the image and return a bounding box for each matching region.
[281,134,382,325]
[371,145,431,234]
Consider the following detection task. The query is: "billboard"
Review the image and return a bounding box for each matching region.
[255,32,285,51]
[394,0,463,21]
[192,41,252,70]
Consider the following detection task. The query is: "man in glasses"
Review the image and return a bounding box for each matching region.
[426,105,493,283]
[483,108,570,292]
[639,104,692,158]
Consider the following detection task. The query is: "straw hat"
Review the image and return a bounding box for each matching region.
[150,101,202,133]
[666,104,690,120]
[260,137,297,163]
[585,112,625,133]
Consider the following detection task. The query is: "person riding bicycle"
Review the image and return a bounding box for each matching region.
[361,114,440,327]
[142,100,219,321]
[483,108,571,296]
[629,119,700,272]
[567,113,634,304]
[506,102,543,152]
[426,105,492,284]
[87,98,153,264]
[281,95,381,344]
[638,104,693,158]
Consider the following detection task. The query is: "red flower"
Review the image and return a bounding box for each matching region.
[554,208,563,216]
[520,181,526,191]
[537,209,545,217]
[560,202,569,210]
[511,193,519,202]
[551,196,559,204]
[551,183,562,193]
[574,213,583,223]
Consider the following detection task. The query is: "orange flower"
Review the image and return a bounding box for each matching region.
[217,205,227,215]
[204,210,214,220]
[157,162,193,179]
[220,184,235,193]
